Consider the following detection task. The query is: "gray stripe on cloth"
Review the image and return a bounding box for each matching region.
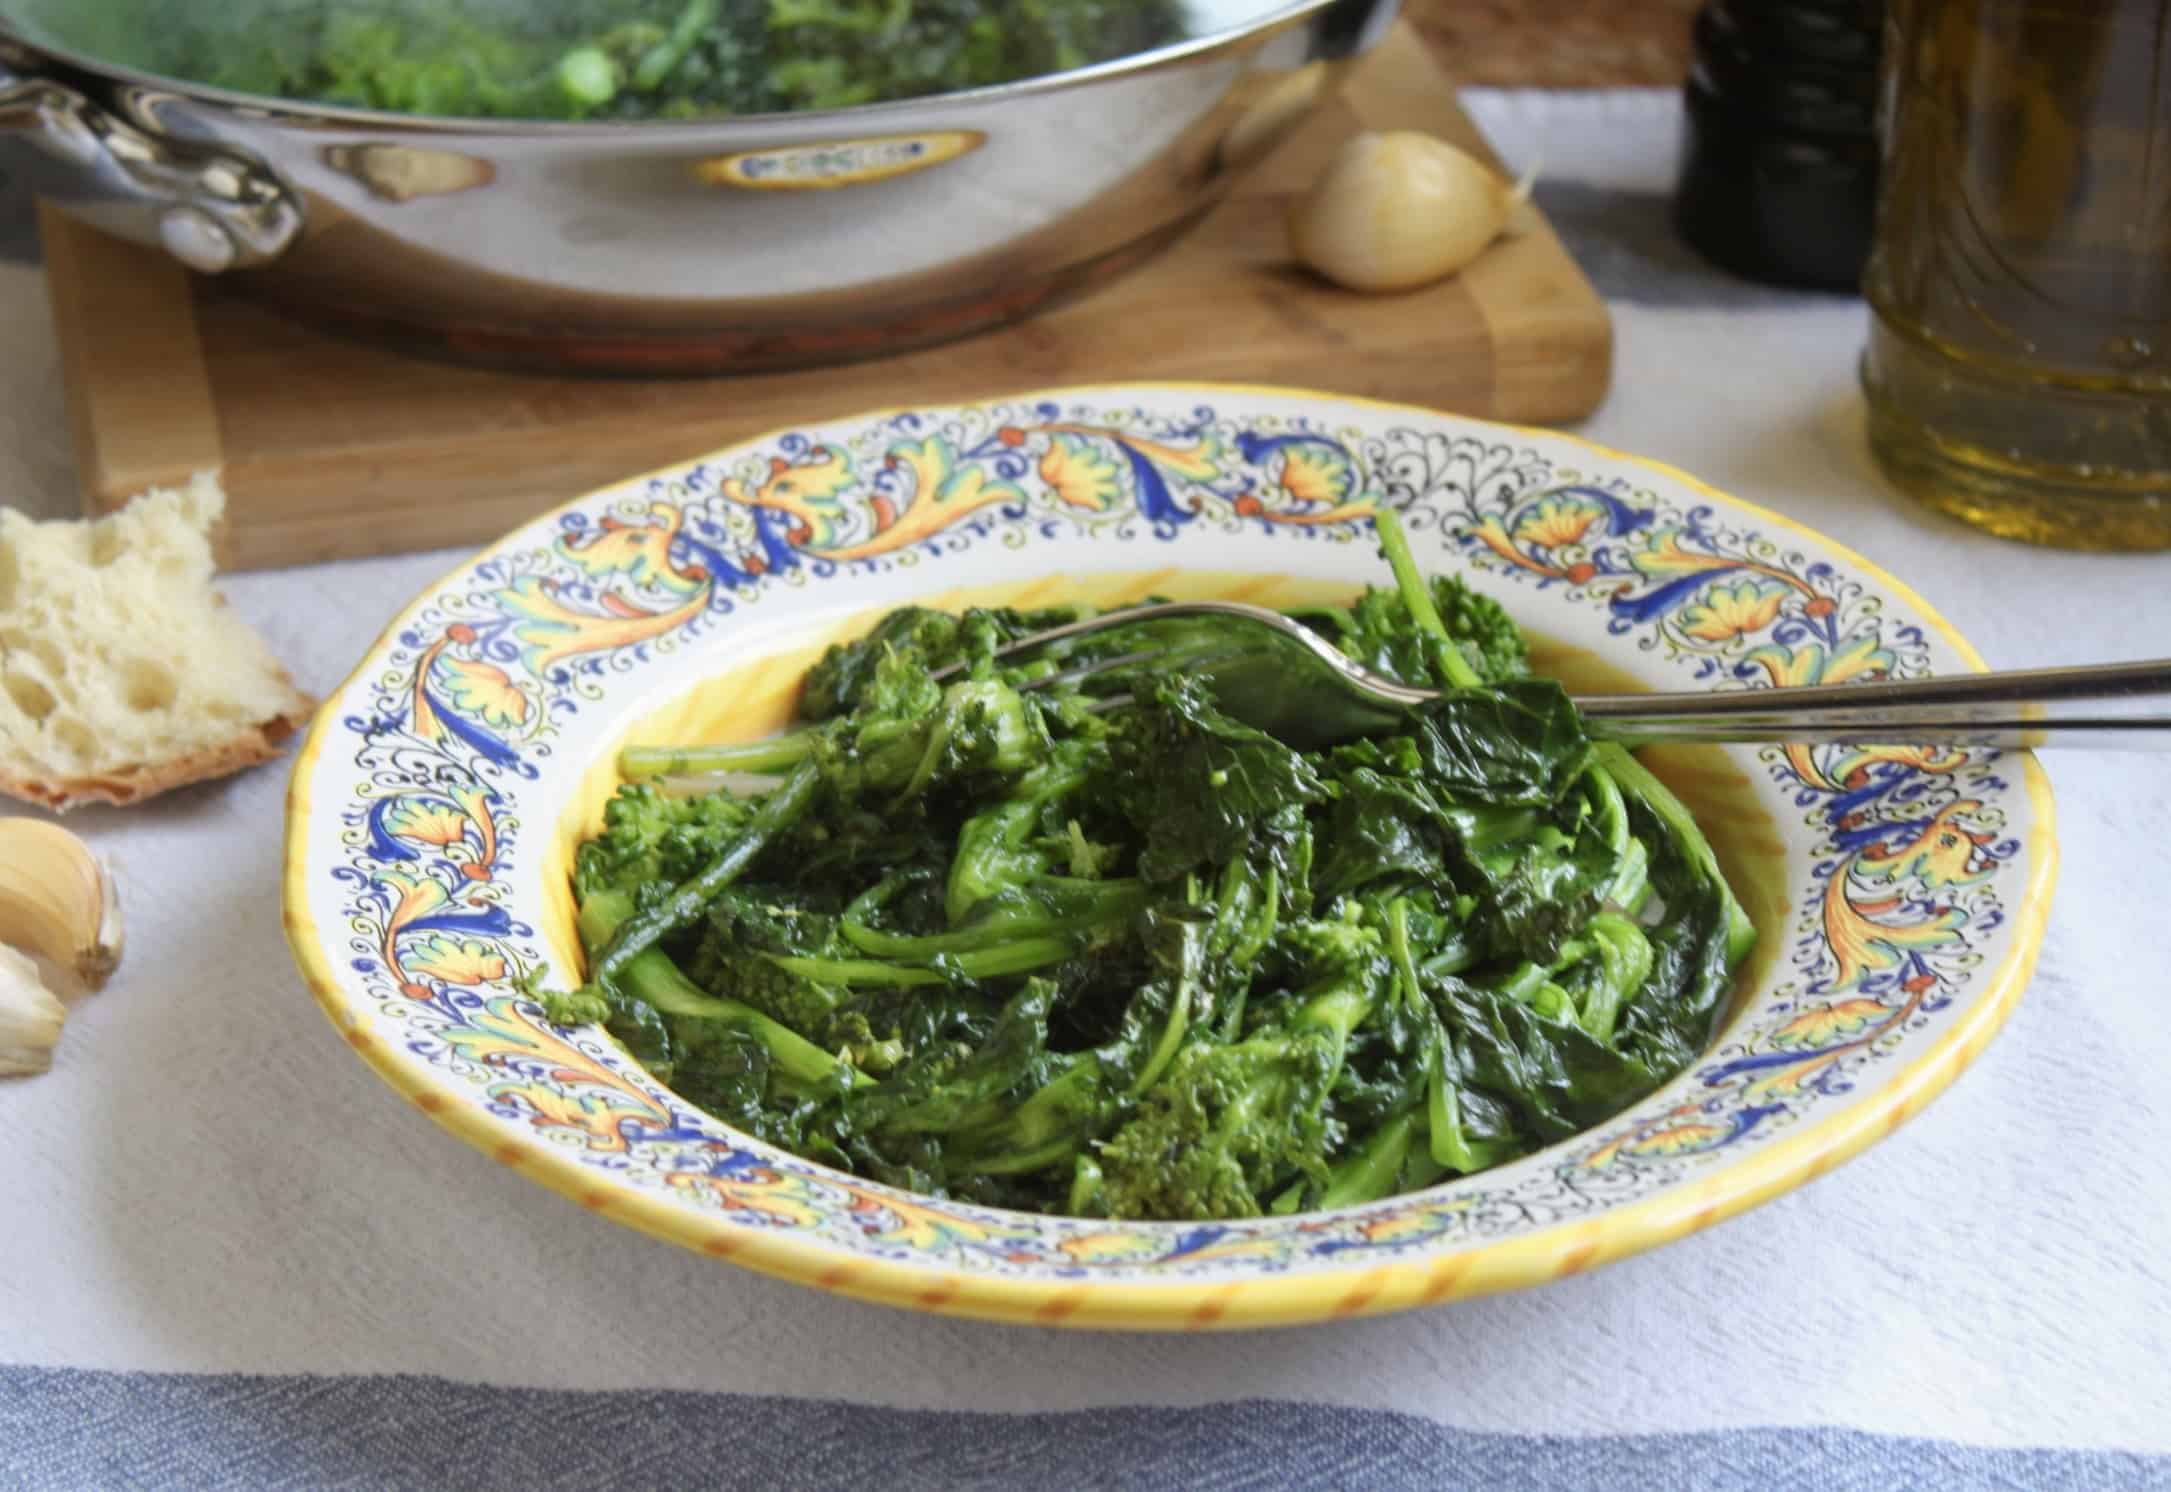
[1,1368,2165,1492]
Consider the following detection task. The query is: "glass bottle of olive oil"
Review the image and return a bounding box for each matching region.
[1861,0,2171,549]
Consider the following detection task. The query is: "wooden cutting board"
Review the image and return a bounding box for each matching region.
[42,23,1610,571]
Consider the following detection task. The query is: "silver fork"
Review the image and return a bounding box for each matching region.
[940,599,2171,750]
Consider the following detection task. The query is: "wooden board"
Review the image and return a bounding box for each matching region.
[42,23,1611,571]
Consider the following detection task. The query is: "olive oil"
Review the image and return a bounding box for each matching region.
[1861,0,2171,549]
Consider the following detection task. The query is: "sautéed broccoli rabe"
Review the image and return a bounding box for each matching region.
[29,0,1191,119]
[543,512,1756,1222]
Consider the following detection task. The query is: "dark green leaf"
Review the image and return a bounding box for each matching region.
[1117,676,1325,884]
[1435,980,1660,1142]
[1412,679,1595,808]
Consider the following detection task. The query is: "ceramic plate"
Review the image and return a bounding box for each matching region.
[282,384,2055,1329]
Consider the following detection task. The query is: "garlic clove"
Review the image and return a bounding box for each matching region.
[0,944,67,1076]
[0,819,123,990]
[0,821,120,1078]
[1289,130,1534,294]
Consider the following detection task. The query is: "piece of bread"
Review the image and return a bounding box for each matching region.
[0,474,313,811]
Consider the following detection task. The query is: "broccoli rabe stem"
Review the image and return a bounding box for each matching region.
[768,937,1078,988]
[1487,960,1546,1005]
[583,757,820,997]
[953,970,1196,1178]
[1418,935,1479,979]
[633,0,717,90]
[574,890,863,1093]
[951,1057,1108,1175]
[965,1129,1088,1178]
[1386,899,1425,1013]
[1129,918,1203,1098]
[946,762,1086,923]
[1224,862,1281,967]
[1426,1045,1519,1174]
[1298,982,1374,1054]
[1595,742,1757,964]
[1315,1110,1421,1210]
[1374,509,1483,691]
[1282,1108,1437,1214]
[1068,1156,1106,1215]
[1605,837,1653,916]
[1586,759,1631,850]
[840,878,1144,959]
[620,732,819,780]
[1576,912,1655,1043]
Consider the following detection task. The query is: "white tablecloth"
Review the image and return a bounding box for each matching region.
[2,89,2168,1490]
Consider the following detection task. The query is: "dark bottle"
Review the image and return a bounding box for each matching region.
[1674,0,1884,292]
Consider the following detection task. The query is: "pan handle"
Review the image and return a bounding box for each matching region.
[0,55,300,272]
[1309,0,1402,60]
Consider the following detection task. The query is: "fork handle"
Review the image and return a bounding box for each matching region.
[1572,657,2171,750]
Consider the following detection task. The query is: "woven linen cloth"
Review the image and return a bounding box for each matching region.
[1,88,2167,1492]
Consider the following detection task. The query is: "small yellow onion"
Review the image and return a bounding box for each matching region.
[1289,130,1535,293]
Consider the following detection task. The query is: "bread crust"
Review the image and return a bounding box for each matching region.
[0,682,315,812]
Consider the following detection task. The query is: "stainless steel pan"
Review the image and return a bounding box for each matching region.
[0,0,1399,373]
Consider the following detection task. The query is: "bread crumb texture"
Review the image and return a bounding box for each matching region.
[0,474,313,810]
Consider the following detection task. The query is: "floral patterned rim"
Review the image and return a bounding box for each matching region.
[281,383,2056,1330]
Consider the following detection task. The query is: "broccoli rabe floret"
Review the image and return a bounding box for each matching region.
[1327,512,1529,690]
[1430,575,1530,683]
[801,603,1081,719]
[573,782,757,901]
[801,607,962,720]
[74,0,1189,121]
[1266,908,1391,994]
[700,944,849,1040]
[813,674,1048,805]
[1334,574,1528,689]
[685,888,851,1037]
[663,621,1053,809]
[1097,914,1389,1219]
[825,1011,907,1074]
[1095,1041,1291,1220]
[1096,1011,1349,1220]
